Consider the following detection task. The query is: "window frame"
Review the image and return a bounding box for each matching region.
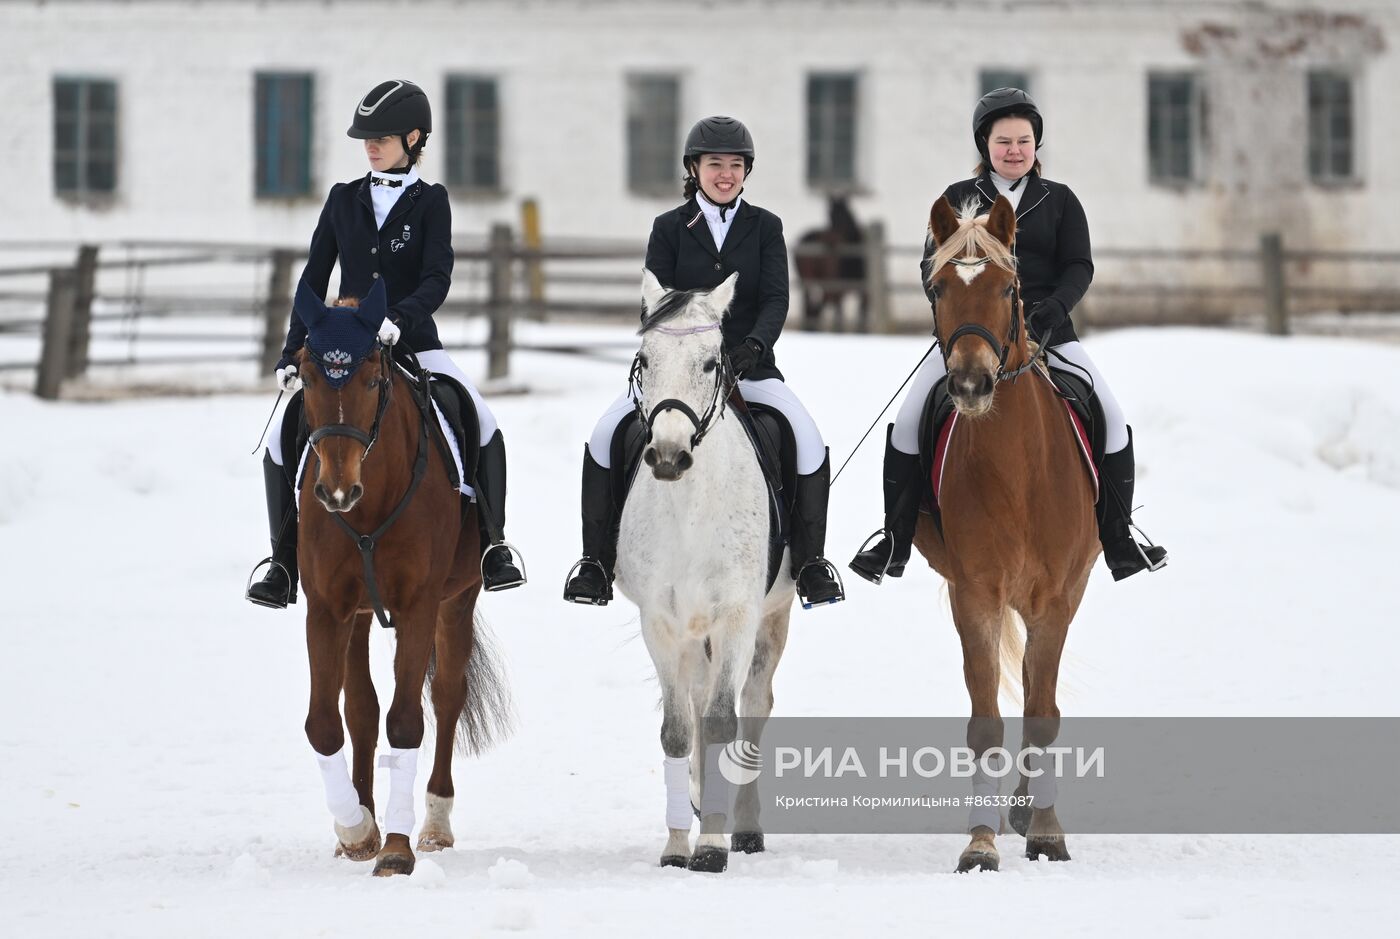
[806,71,861,192]
[1147,71,1206,188]
[445,74,505,197]
[1307,68,1361,187]
[254,72,315,200]
[625,72,683,198]
[53,76,119,202]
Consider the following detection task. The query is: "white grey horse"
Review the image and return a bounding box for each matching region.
[616,270,796,873]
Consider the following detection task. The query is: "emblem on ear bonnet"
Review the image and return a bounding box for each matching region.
[295,278,389,388]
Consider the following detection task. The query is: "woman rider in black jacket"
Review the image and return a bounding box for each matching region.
[246,80,525,608]
[562,116,845,610]
[850,88,1168,584]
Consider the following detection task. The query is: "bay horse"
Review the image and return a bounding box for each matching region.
[914,196,1099,872]
[292,281,510,877]
[616,270,796,873]
[795,195,867,332]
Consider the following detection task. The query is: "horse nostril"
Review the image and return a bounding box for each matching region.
[676,451,693,471]
[978,373,994,397]
[314,483,330,504]
[644,447,658,467]
[348,484,363,503]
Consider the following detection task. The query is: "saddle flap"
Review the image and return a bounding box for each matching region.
[426,372,481,489]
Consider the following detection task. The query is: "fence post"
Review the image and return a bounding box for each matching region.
[66,244,99,379]
[36,268,78,400]
[262,249,295,376]
[863,221,891,334]
[487,223,514,381]
[1260,232,1289,337]
[520,198,545,321]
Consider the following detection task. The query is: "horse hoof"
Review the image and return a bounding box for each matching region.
[416,831,454,853]
[687,847,728,873]
[731,831,765,854]
[955,851,1000,873]
[333,808,381,862]
[659,854,689,868]
[1009,803,1032,837]
[372,834,415,877]
[1025,838,1071,862]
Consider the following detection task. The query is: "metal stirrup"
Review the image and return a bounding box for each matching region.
[481,540,527,591]
[796,558,845,609]
[245,556,292,606]
[1128,522,1168,572]
[562,557,611,605]
[852,528,898,585]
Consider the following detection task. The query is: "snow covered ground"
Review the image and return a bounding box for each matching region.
[3,325,1399,937]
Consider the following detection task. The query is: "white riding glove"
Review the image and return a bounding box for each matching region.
[378,318,401,346]
[276,365,303,392]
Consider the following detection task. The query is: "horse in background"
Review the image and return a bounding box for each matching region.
[912,195,1100,872]
[795,195,867,332]
[615,270,796,873]
[292,282,511,877]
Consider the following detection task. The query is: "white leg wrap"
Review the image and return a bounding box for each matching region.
[315,747,365,829]
[891,355,948,455]
[380,746,420,837]
[968,755,1003,833]
[588,391,640,470]
[699,743,734,820]
[736,378,826,474]
[664,756,693,831]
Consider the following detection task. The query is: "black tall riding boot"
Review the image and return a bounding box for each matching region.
[474,429,526,592]
[246,451,299,609]
[563,445,617,606]
[1098,427,1168,582]
[791,450,845,608]
[849,426,924,585]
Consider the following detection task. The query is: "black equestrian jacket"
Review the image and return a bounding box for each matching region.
[278,174,453,370]
[644,198,789,382]
[922,172,1092,347]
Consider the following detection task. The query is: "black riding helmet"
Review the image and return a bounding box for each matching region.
[682,115,755,174]
[348,80,432,165]
[973,87,1043,162]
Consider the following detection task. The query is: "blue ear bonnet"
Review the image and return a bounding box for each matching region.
[295,278,388,388]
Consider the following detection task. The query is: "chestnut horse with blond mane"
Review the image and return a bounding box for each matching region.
[292,284,510,877]
[914,195,1099,872]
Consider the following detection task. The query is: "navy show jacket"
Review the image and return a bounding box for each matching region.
[278,174,453,370]
[644,197,789,382]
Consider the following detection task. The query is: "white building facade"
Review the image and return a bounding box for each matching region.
[2,0,1396,318]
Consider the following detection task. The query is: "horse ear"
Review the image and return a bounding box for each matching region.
[641,269,668,313]
[929,197,959,246]
[354,278,388,329]
[294,278,327,329]
[707,271,739,317]
[986,195,1016,247]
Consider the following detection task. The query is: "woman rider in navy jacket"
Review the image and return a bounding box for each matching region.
[850,88,1168,584]
[562,116,845,610]
[247,80,525,607]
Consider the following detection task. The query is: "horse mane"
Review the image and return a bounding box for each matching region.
[927,199,1017,280]
[638,287,713,334]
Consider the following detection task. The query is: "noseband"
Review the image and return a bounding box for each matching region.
[939,259,1038,383]
[630,322,734,450]
[304,343,394,456]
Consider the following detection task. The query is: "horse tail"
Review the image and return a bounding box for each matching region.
[422,608,514,756]
[998,607,1026,707]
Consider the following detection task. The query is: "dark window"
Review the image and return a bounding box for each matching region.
[980,70,1031,96]
[446,76,501,192]
[1147,73,1202,185]
[626,74,680,194]
[1308,71,1356,183]
[53,78,118,197]
[807,73,858,189]
[255,73,313,198]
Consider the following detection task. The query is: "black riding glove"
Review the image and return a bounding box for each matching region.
[1027,298,1068,342]
[726,338,764,379]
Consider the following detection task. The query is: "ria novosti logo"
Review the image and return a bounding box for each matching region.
[717,739,762,785]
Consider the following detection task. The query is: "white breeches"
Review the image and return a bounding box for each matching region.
[267,348,498,466]
[890,340,1129,456]
[588,377,827,475]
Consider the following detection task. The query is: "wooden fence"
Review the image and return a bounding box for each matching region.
[3,228,1399,399]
